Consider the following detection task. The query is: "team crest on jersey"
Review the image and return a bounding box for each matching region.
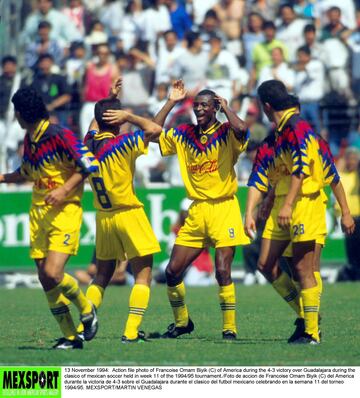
[200,135,208,144]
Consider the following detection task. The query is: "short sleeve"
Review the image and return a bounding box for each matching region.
[60,128,99,175]
[318,137,340,185]
[131,130,148,158]
[229,126,250,156]
[112,130,148,160]
[159,128,178,157]
[284,128,311,177]
[247,146,270,193]
[16,163,30,179]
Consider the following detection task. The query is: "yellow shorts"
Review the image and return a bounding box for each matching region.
[263,192,327,243]
[29,203,82,259]
[176,196,250,248]
[96,207,161,261]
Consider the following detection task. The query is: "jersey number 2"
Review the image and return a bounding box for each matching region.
[91,177,112,209]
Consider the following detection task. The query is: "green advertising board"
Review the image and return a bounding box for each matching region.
[0,187,345,269]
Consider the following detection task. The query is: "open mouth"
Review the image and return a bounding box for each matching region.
[195,114,205,122]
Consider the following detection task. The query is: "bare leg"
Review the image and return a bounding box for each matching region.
[257,238,290,282]
[165,244,203,286]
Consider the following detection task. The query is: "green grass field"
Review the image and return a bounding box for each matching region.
[1,283,359,366]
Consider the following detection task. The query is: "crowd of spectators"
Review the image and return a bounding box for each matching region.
[1,0,360,184]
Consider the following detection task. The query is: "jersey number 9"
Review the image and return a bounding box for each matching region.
[91,177,112,209]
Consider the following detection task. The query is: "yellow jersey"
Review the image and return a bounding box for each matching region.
[272,108,325,196]
[84,129,147,211]
[18,119,99,205]
[248,130,340,194]
[159,121,249,200]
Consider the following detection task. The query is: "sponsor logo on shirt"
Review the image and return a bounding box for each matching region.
[187,160,218,175]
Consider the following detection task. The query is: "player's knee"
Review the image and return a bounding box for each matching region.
[257,258,272,281]
[293,261,310,279]
[38,267,62,286]
[165,264,182,286]
[215,266,231,285]
[257,257,267,273]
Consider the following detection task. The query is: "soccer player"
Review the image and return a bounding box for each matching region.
[0,87,99,349]
[245,129,355,342]
[138,81,250,339]
[82,78,162,343]
[248,80,354,344]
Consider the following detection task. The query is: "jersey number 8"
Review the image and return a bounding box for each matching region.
[91,177,112,209]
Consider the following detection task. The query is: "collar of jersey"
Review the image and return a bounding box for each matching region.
[32,119,50,143]
[93,131,116,140]
[277,107,297,133]
[199,120,221,135]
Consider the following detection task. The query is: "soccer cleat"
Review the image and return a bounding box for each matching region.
[222,330,237,340]
[288,318,305,343]
[161,318,194,338]
[52,337,83,350]
[121,331,148,344]
[290,332,320,345]
[77,332,85,341]
[80,303,98,341]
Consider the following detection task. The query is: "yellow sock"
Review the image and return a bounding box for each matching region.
[123,284,150,340]
[314,272,323,295]
[301,285,320,341]
[272,272,302,317]
[167,282,189,328]
[76,284,105,334]
[219,283,237,333]
[45,286,77,340]
[292,280,304,319]
[60,294,70,306]
[58,273,92,315]
[314,271,323,312]
[86,284,105,309]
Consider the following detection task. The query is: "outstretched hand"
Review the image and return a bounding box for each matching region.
[109,77,122,98]
[169,80,187,102]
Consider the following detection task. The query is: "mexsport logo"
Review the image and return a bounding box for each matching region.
[2,369,60,389]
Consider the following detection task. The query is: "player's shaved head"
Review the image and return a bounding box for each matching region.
[195,89,219,108]
[95,98,122,131]
[12,87,49,124]
[196,89,216,100]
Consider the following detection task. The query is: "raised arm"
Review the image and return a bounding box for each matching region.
[153,80,187,128]
[214,95,248,140]
[102,110,162,145]
[330,180,355,235]
[86,77,123,134]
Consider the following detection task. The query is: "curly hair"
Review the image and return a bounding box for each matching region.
[11,87,49,124]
